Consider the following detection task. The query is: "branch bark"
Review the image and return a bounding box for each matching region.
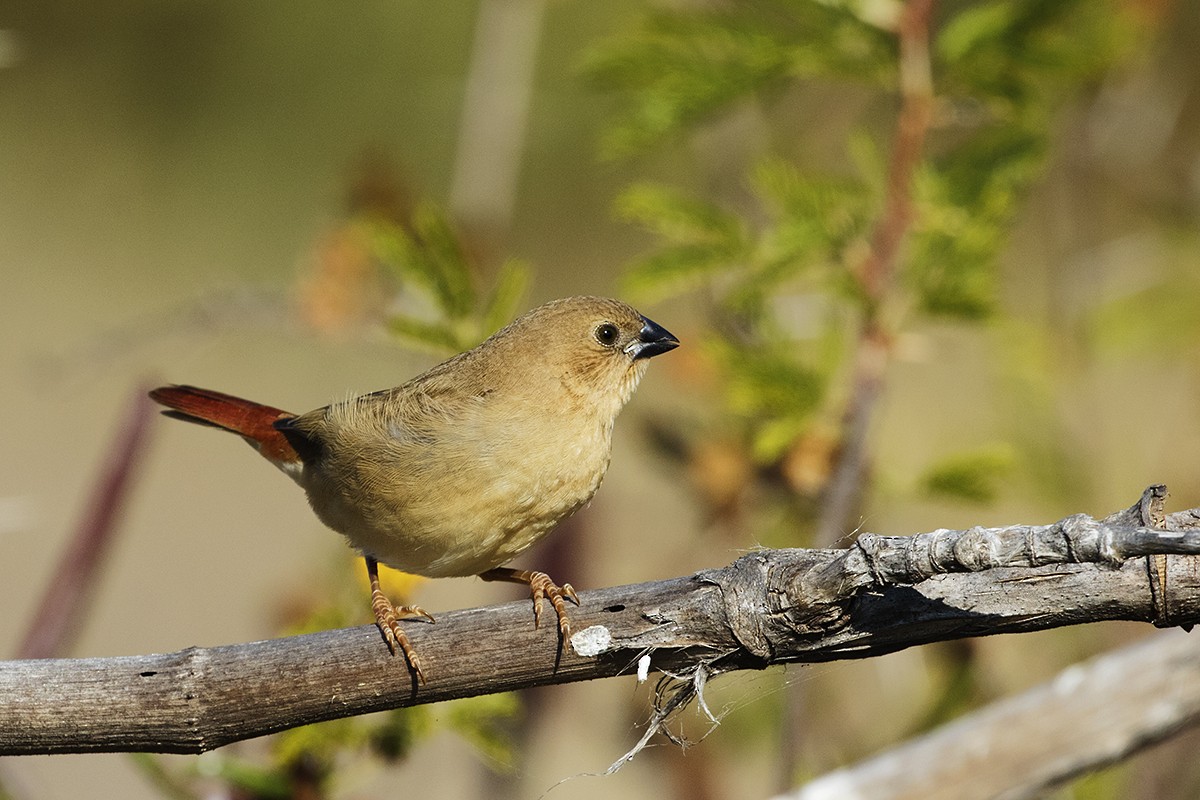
[4,486,1200,756]
[787,628,1200,800]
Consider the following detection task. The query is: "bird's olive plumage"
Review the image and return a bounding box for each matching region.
[150,296,678,681]
[280,296,676,576]
[152,296,678,578]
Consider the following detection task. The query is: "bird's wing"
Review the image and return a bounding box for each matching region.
[288,377,488,457]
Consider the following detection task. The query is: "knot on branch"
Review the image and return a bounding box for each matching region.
[1057,513,1117,563]
[705,550,858,662]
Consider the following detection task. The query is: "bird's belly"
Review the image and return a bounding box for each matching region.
[304,458,604,578]
[348,507,565,578]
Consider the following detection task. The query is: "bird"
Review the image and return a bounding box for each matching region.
[149,296,678,683]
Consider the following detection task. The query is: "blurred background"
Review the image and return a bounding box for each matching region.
[3,1,1200,798]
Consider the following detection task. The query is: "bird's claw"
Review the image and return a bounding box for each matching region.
[370,586,434,685]
[529,572,579,638]
[479,567,580,639]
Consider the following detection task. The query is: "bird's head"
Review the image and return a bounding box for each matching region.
[502,296,679,417]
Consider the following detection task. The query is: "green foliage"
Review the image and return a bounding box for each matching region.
[711,336,827,462]
[581,0,894,158]
[934,1,1131,112]
[921,444,1016,504]
[617,156,873,464]
[445,693,522,771]
[617,183,748,300]
[482,258,531,337]
[1086,254,1200,358]
[908,0,1136,320]
[360,202,530,354]
[272,717,370,776]
[741,157,875,308]
[594,0,1135,487]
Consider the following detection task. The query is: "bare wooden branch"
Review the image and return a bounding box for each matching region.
[787,629,1200,800]
[5,487,1200,756]
[773,489,1200,799]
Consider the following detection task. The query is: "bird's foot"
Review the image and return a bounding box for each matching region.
[366,557,435,685]
[479,567,579,638]
[530,571,580,637]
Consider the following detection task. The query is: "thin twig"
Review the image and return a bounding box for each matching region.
[448,0,548,251]
[16,382,157,659]
[815,0,936,546]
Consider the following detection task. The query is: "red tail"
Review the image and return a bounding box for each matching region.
[149,385,302,466]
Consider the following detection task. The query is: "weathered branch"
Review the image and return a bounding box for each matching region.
[4,486,1200,756]
[775,492,1200,800]
[788,628,1200,800]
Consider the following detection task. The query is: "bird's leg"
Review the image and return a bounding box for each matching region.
[366,556,435,685]
[479,567,580,637]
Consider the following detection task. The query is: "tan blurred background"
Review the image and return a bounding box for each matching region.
[3,1,1200,798]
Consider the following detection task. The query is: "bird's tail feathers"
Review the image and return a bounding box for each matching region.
[149,385,302,466]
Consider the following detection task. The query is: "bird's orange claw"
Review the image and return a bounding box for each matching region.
[370,587,435,684]
[367,557,434,685]
[480,567,580,638]
[531,573,580,637]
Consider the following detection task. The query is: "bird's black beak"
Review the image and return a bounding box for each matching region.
[629,316,680,360]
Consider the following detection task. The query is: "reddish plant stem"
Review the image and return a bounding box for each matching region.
[815,0,935,545]
[16,383,157,659]
[789,1,937,789]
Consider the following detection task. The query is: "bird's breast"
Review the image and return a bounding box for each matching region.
[301,410,614,578]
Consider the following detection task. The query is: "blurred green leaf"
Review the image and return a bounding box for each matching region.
[371,707,432,762]
[617,183,744,243]
[482,258,531,336]
[273,718,363,773]
[922,445,1016,503]
[583,13,795,158]
[361,201,529,353]
[936,1,1016,65]
[624,244,743,302]
[583,0,893,157]
[935,0,1137,110]
[1071,764,1130,800]
[388,315,470,354]
[619,183,747,301]
[1086,259,1200,357]
[707,338,827,461]
[445,693,522,772]
[751,416,812,463]
[407,202,477,319]
[752,158,873,256]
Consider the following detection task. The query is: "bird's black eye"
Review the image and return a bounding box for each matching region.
[595,322,619,346]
